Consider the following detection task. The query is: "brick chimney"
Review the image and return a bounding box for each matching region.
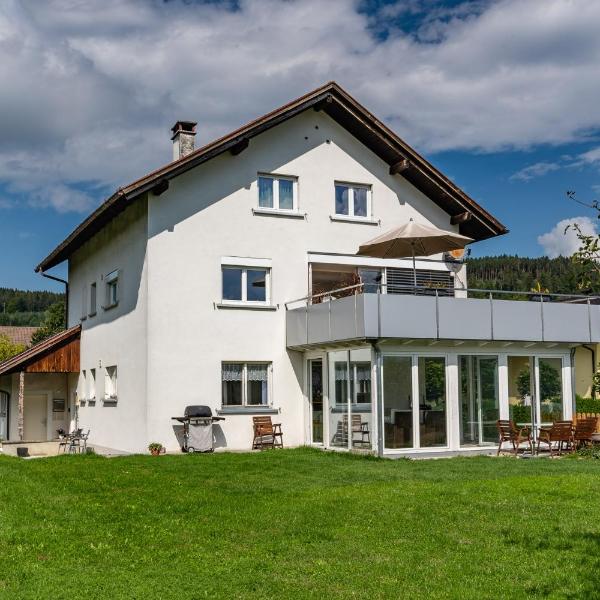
[171,121,197,161]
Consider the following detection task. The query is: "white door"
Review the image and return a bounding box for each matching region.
[24,394,48,440]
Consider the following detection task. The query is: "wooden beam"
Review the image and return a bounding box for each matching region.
[229,138,249,156]
[151,179,169,196]
[18,371,24,441]
[313,94,333,112]
[450,211,472,226]
[389,159,410,176]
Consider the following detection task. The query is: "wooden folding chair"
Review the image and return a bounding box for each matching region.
[496,420,533,456]
[537,420,573,456]
[252,416,283,450]
[573,418,597,449]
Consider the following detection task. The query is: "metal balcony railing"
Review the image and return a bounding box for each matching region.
[285,284,600,348]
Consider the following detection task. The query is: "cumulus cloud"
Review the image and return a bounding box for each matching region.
[2,0,600,212]
[537,216,597,258]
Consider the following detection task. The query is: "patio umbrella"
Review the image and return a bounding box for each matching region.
[356,218,473,288]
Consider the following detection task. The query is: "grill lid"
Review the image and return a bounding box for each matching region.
[184,405,213,418]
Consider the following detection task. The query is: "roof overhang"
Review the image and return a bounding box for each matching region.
[36,82,507,272]
[0,325,81,376]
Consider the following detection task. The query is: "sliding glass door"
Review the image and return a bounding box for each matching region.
[327,348,373,450]
[459,356,499,446]
[383,355,447,450]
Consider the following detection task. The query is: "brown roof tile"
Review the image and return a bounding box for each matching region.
[0,326,39,347]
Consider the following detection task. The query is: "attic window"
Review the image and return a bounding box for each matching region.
[335,182,371,219]
[257,174,298,212]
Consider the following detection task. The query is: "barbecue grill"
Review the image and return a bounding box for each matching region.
[172,405,225,453]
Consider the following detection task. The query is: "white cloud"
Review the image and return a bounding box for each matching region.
[1,0,600,211]
[510,161,560,181]
[537,216,597,258]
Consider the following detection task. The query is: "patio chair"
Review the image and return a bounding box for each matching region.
[496,420,533,456]
[573,418,597,449]
[345,414,371,447]
[252,417,283,450]
[537,420,574,456]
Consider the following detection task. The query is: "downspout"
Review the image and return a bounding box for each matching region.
[579,344,597,400]
[40,272,69,327]
[570,347,578,417]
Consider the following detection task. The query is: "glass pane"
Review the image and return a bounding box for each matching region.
[539,358,563,424]
[419,357,446,447]
[335,185,349,215]
[278,179,294,210]
[358,268,381,294]
[383,355,413,449]
[222,363,243,406]
[328,350,349,448]
[222,268,242,301]
[351,348,372,450]
[258,177,273,208]
[246,269,267,302]
[247,376,268,405]
[310,360,323,444]
[353,187,367,217]
[459,356,499,446]
[508,356,534,427]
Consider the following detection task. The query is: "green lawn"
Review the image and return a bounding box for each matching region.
[1,449,600,599]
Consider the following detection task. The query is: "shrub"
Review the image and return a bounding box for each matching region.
[575,395,600,414]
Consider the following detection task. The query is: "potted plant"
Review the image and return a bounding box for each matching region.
[148,442,164,456]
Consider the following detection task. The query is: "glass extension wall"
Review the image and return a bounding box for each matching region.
[418,357,447,447]
[383,356,413,449]
[538,358,563,425]
[459,356,499,446]
[508,356,535,429]
[327,348,373,450]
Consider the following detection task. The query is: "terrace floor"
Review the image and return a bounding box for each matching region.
[0,448,599,598]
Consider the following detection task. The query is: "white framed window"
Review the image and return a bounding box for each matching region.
[222,362,271,407]
[89,282,97,317]
[258,174,298,212]
[334,182,371,218]
[88,368,96,401]
[222,266,270,304]
[79,370,86,404]
[104,270,119,309]
[80,285,87,321]
[104,366,117,401]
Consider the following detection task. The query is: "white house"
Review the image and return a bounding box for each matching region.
[2,82,599,456]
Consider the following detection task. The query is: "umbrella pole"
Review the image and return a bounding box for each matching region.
[412,244,417,292]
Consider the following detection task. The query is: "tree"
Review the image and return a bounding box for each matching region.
[30,302,66,345]
[516,362,562,401]
[565,191,600,292]
[0,334,25,362]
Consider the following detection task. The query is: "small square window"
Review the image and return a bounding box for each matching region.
[222,362,270,407]
[222,266,270,304]
[334,183,371,219]
[257,174,297,212]
[88,368,96,400]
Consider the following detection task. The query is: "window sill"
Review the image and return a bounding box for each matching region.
[103,397,118,405]
[88,312,96,318]
[252,208,305,219]
[217,406,279,415]
[102,301,119,311]
[329,215,380,225]
[215,302,277,311]
[80,316,87,322]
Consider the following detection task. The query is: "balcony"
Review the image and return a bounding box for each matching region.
[285,284,600,349]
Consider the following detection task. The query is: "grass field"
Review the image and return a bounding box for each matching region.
[1,448,600,599]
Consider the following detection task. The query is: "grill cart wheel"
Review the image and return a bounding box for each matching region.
[187,447,195,453]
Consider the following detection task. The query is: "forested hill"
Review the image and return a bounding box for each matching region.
[0,288,64,326]
[466,255,581,294]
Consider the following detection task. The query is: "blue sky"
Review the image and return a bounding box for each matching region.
[1,0,600,292]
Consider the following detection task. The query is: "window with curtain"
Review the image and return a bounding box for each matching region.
[222,362,270,407]
[258,174,297,211]
[334,183,371,218]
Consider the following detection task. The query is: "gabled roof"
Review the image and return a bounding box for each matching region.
[36,82,507,272]
[0,326,39,347]
[0,325,81,375]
